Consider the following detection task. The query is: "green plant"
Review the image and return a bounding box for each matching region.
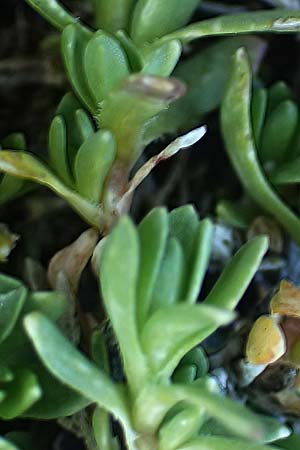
[22,206,283,450]
[2,1,300,449]
[220,48,300,244]
[0,1,300,231]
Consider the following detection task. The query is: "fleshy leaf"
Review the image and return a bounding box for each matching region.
[134,382,267,440]
[85,31,130,104]
[204,236,268,311]
[162,9,300,43]
[270,157,300,184]
[176,436,282,450]
[24,0,87,31]
[62,25,95,114]
[100,216,149,390]
[259,100,298,164]
[150,238,184,312]
[137,208,169,326]
[0,150,103,228]
[221,48,300,244]
[24,312,129,423]
[93,0,136,33]
[74,130,116,202]
[48,115,73,186]
[141,303,235,376]
[159,406,204,450]
[142,40,182,77]
[185,219,214,304]
[131,0,199,44]
[0,274,27,344]
[0,369,41,420]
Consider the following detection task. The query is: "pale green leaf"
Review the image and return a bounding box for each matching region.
[141,303,234,376]
[24,312,129,423]
[100,217,149,390]
[137,208,169,326]
[204,236,268,311]
[74,130,116,202]
[221,48,300,244]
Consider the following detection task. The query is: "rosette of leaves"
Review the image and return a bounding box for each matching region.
[219,48,300,245]
[0,272,89,424]
[19,205,292,450]
[0,1,299,230]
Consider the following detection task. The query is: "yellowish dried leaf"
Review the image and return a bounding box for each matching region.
[246,315,286,365]
[271,280,300,317]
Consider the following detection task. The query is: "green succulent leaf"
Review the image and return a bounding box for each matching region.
[0,274,27,345]
[24,0,86,32]
[199,414,290,444]
[141,303,235,377]
[134,382,267,441]
[131,0,199,44]
[204,236,268,311]
[24,365,90,419]
[100,216,149,390]
[172,365,197,384]
[266,81,293,115]
[24,291,67,322]
[270,157,300,184]
[137,208,169,326]
[85,31,130,105]
[0,150,103,228]
[177,436,281,450]
[259,100,298,164]
[74,130,116,202]
[62,25,95,114]
[159,405,204,450]
[115,31,144,72]
[162,9,300,43]
[185,219,213,304]
[75,109,95,142]
[150,238,184,312]
[48,115,72,186]
[55,93,88,171]
[176,347,209,379]
[221,47,300,244]
[251,88,267,148]
[92,406,115,450]
[0,369,41,420]
[93,0,136,33]
[168,206,213,303]
[142,40,182,77]
[24,312,129,423]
